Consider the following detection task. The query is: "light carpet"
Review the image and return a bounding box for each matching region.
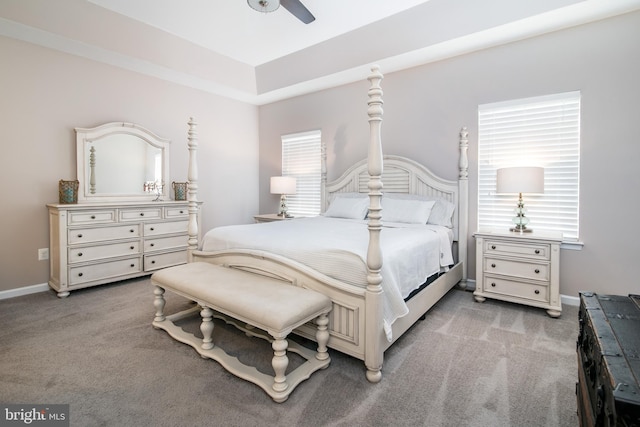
[0,278,579,426]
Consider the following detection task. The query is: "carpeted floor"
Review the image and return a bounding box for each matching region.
[0,278,579,426]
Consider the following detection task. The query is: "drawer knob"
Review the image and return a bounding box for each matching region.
[535,269,540,274]
[77,234,83,238]
[130,229,135,233]
[491,283,496,287]
[491,245,496,250]
[491,263,496,268]
[130,246,135,250]
[78,252,83,257]
[150,243,155,247]
[131,264,135,268]
[150,227,155,231]
[535,249,540,254]
[180,210,184,214]
[151,260,156,264]
[140,213,144,216]
[78,272,83,277]
[535,289,540,295]
[91,215,96,219]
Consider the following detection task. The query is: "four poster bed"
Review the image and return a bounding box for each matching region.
[183,66,469,382]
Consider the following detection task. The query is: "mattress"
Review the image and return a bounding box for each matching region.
[201,216,453,340]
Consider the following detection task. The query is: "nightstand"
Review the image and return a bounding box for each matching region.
[473,229,563,317]
[253,214,293,223]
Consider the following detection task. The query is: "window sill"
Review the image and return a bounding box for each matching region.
[561,241,584,251]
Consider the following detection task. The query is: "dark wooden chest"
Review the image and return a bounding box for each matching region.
[577,292,640,426]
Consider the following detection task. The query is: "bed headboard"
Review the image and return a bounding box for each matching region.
[323,148,468,242]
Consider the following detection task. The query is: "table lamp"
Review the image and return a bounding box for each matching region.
[270,176,297,217]
[496,166,544,232]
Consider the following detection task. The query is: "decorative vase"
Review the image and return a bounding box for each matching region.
[172,181,188,201]
[58,180,79,204]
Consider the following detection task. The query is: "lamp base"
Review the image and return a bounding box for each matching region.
[510,226,533,233]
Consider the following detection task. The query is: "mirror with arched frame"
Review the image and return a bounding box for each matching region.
[76,122,170,202]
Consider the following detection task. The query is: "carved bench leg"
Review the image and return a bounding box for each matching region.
[315,313,330,362]
[153,286,166,323]
[200,306,215,352]
[271,337,289,394]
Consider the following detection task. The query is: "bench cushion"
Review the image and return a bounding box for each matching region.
[151,262,332,334]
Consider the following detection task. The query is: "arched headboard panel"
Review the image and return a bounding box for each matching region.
[324,154,463,241]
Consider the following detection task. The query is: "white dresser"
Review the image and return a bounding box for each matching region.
[48,201,191,297]
[473,229,563,317]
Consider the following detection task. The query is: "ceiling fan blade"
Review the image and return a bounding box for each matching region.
[280,0,315,24]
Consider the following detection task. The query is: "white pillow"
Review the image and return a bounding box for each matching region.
[325,196,369,219]
[428,198,456,228]
[382,198,436,224]
[384,193,455,227]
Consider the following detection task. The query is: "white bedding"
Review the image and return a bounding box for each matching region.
[201,216,453,341]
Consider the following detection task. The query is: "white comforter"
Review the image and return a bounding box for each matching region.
[201,216,453,341]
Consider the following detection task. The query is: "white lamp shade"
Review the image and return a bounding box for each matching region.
[496,167,544,194]
[270,176,296,195]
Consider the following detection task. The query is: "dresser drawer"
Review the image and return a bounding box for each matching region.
[68,257,141,286]
[144,235,187,252]
[484,257,549,282]
[68,241,141,263]
[484,240,550,260]
[68,224,141,244]
[482,275,549,303]
[165,206,189,218]
[144,250,187,271]
[68,210,117,225]
[144,220,188,237]
[119,208,162,221]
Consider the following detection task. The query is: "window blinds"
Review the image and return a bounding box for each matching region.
[281,130,322,217]
[478,91,581,240]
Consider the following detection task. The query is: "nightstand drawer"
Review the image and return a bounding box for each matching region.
[484,257,549,281]
[484,240,550,260]
[482,275,548,303]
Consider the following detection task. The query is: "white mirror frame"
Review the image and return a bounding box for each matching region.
[75,122,171,202]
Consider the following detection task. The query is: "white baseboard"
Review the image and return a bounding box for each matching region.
[465,279,580,307]
[0,283,50,300]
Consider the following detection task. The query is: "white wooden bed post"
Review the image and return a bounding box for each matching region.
[458,127,469,287]
[365,66,385,383]
[187,117,199,261]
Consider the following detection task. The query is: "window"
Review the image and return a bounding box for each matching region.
[281,130,322,217]
[478,92,581,241]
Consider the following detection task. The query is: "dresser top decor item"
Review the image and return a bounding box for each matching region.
[58,179,79,204]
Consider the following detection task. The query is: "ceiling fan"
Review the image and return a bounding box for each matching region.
[247,0,315,24]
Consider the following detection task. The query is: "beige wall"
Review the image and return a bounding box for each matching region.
[0,36,259,293]
[2,11,639,299]
[258,11,640,298]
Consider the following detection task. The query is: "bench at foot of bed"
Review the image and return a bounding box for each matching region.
[150,262,332,403]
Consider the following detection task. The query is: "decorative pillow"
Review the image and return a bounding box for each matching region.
[381,197,436,224]
[324,196,369,219]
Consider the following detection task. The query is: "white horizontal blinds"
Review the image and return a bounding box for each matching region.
[281,130,322,217]
[478,91,581,240]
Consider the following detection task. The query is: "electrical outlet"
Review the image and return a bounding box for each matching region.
[38,248,49,261]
